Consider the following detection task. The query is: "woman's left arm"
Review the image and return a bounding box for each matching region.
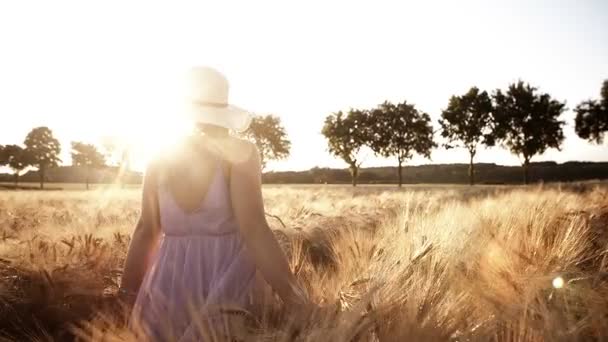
[119,163,162,300]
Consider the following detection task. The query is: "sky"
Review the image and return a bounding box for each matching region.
[0,0,607,172]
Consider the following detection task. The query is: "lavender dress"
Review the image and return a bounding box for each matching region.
[131,162,257,340]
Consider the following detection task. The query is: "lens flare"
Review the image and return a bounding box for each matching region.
[552,276,564,289]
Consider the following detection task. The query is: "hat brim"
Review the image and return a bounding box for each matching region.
[188,104,252,133]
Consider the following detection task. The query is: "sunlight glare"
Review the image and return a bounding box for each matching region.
[552,276,564,289]
[113,69,195,169]
[129,117,191,168]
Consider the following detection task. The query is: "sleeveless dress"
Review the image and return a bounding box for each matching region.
[131,161,257,341]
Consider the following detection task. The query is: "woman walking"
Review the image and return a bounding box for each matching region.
[119,67,309,340]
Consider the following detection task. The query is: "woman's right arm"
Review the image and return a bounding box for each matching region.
[120,163,162,299]
[230,143,308,305]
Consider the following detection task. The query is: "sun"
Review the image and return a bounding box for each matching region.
[104,106,192,172]
[128,118,192,170]
[110,71,195,171]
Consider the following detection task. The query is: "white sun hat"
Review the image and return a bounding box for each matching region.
[183,66,252,132]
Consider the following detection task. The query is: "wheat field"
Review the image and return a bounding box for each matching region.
[0,184,607,341]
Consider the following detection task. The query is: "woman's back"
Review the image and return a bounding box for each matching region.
[132,136,258,340]
[158,138,237,236]
[121,67,310,341]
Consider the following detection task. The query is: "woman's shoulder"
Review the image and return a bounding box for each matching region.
[143,137,194,175]
[220,136,259,165]
[223,136,256,151]
[145,135,258,173]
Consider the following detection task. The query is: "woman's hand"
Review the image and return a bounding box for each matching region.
[119,163,161,304]
[282,281,311,306]
[117,287,138,308]
[230,142,311,309]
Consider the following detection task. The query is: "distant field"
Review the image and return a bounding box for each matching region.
[2,179,607,191]
[0,183,607,340]
[0,182,142,191]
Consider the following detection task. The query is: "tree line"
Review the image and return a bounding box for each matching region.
[1,79,606,188]
[0,127,107,189]
[263,162,608,185]
[0,115,291,189]
[322,79,608,186]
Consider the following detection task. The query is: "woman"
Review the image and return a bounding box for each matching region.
[119,67,308,340]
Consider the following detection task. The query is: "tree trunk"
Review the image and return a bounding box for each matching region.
[14,173,19,187]
[120,170,125,189]
[39,166,44,189]
[86,166,90,190]
[260,154,267,173]
[523,158,530,185]
[468,152,475,186]
[120,149,130,189]
[350,165,358,187]
[397,159,403,187]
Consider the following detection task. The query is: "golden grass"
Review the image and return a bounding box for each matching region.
[0,184,607,341]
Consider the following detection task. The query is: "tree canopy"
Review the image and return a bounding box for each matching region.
[1,144,33,185]
[369,101,435,186]
[24,126,61,189]
[71,142,105,168]
[322,109,369,186]
[439,87,494,184]
[71,141,106,189]
[575,80,608,144]
[0,145,6,167]
[243,115,291,170]
[493,81,566,184]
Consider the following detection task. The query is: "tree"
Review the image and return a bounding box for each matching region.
[71,142,106,190]
[322,109,369,186]
[2,145,32,186]
[439,87,494,185]
[24,127,61,189]
[493,81,566,184]
[0,145,8,180]
[0,145,6,167]
[368,101,436,187]
[574,80,608,144]
[243,115,291,170]
[101,136,132,187]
